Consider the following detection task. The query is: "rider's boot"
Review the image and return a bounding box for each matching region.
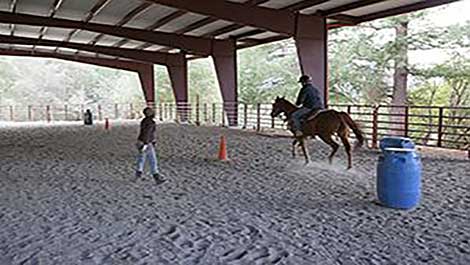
[294,130,304,137]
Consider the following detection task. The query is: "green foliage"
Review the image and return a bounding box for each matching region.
[238,40,300,104]
[188,59,220,103]
[0,6,469,113]
[154,65,174,103]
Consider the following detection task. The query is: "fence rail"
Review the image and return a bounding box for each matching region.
[1,102,468,155]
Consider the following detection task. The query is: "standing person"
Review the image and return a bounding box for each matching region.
[84,109,93,125]
[135,107,166,184]
[291,75,325,137]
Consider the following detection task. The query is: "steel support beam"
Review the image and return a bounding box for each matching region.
[166,54,188,121]
[0,11,215,56]
[212,40,238,127]
[294,16,328,107]
[138,64,155,105]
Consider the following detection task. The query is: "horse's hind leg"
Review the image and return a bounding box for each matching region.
[299,138,310,164]
[292,139,297,158]
[319,134,339,164]
[339,133,352,169]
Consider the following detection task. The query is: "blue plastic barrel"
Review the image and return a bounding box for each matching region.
[379,136,415,151]
[377,138,421,209]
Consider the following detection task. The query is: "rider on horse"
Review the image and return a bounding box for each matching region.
[292,75,324,137]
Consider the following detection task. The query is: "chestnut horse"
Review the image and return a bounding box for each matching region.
[271,97,364,169]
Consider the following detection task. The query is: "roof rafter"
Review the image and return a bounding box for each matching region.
[174,0,271,35]
[146,0,304,36]
[89,2,152,46]
[283,0,330,12]
[319,0,386,17]
[0,11,217,56]
[35,0,65,52]
[201,0,331,39]
[0,48,151,72]
[155,0,272,53]
[9,0,18,36]
[0,34,182,66]
[328,14,360,24]
[359,0,462,23]
[62,0,112,45]
[119,10,187,49]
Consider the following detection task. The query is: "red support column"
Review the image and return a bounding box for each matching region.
[167,53,188,121]
[213,39,238,127]
[295,16,328,107]
[137,64,155,106]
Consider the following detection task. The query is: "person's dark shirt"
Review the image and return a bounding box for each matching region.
[137,116,156,144]
[295,83,324,109]
[84,111,93,125]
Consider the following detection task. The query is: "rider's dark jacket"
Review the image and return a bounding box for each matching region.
[295,83,324,109]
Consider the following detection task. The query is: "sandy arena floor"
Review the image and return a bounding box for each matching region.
[0,122,469,265]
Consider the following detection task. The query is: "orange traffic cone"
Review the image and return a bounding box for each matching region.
[218,135,228,161]
[105,118,110,130]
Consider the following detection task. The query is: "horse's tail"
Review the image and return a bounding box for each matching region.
[338,112,365,150]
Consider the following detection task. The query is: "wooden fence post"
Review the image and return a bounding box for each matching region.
[46,105,51,123]
[437,107,444,147]
[115,104,119,119]
[98,105,102,121]
[196,95,200,126]
[212,103,216,124]
[9,106,13,121]
[222,104,226,127]
[243,103,248,129]
[28,105,32,121]
[404,106,409,137]
[256,103,261,131]
[372,106,379,149]
[203,103,208,123]
[271,112,275,128]
[78,105,83,121]
[64,105,68,121]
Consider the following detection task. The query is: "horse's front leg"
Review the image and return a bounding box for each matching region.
[299,138,310,164]
[292,139,297,158]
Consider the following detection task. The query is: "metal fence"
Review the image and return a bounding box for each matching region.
[1,102,468,155]
[0,102,149,122]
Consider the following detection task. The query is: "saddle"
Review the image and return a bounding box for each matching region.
[286,109,321,129]
[301,108,321,122]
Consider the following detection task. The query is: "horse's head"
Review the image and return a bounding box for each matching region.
[271,96,287,118]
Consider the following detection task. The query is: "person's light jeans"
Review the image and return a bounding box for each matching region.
[136,143,159,175]
[291,107,312,131]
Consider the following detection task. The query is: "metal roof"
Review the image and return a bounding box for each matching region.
[0,0,461,63]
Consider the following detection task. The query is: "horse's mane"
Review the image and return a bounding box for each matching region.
[277,97,296,108]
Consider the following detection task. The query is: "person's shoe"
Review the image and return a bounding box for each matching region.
[294,130,304,137]
[152,173,167,185]
[134,171,143,182]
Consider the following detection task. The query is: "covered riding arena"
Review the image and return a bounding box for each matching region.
[0,0,469,264]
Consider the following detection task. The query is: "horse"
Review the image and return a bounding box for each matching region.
[270,97,365,169]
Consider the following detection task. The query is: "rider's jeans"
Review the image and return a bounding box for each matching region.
[292,107,312,132]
